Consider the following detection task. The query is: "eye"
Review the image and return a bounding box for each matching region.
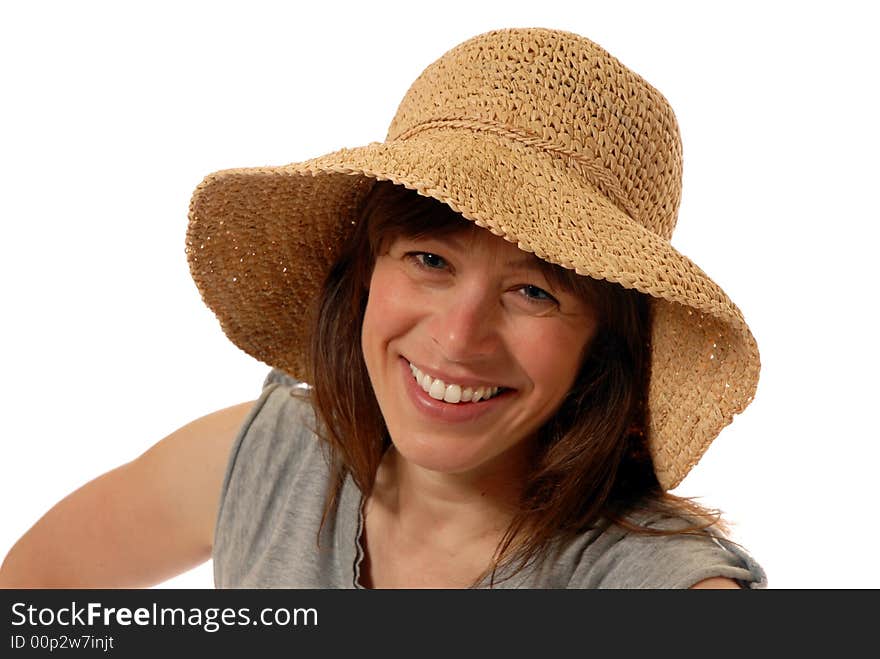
[517,284,558,306]
[408,252,449,271]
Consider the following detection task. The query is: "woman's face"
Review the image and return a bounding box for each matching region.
[361,226,599,480]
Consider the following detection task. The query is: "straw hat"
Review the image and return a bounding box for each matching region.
[186,27,760,490]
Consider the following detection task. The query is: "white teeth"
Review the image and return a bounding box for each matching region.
[428,379,446,400]
[409,362,503,404]
[443,384,462,403]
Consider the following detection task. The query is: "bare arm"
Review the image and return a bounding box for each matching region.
[0,401,253,588]
[690,577,742,589]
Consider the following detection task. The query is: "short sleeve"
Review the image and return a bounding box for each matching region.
[572,516,767,589]
[212,375,329,587]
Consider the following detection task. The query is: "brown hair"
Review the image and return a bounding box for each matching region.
[306,181,722,586]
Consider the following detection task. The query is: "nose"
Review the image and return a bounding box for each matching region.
[427,282,500,363]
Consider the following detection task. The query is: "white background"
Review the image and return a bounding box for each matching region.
[2,1,877,589]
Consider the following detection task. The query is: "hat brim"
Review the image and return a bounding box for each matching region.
[188,124,760,490]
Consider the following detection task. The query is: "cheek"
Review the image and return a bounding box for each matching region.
[361,263,420,363]
[519,324,593,395]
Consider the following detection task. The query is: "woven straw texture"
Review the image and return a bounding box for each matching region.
[187,28,760,490]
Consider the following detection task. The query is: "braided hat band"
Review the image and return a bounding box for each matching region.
[187,28,760,490]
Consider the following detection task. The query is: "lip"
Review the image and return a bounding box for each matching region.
[399,356,512,424]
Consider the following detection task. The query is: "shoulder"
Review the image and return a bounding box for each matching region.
[213,370,336,587]
[220,369,324,497]
[560,508,767,589]
[246,369,316,438]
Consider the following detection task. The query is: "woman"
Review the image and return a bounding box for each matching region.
[0,27,764,588]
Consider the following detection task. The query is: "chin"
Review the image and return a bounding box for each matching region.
[390,430,506,476]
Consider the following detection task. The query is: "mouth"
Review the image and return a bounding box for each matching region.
[407,361,509,404]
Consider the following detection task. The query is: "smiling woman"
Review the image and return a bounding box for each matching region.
[364,196,599,475]
[0,27,765,589]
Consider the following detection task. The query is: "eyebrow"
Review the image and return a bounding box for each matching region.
[432,233,546,271]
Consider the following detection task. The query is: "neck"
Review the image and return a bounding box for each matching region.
[369,445,528,549]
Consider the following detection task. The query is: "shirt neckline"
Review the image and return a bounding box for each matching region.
[336,471,535,590]
[337,472,367,589]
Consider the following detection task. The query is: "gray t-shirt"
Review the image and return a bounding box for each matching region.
[213,372,767,589]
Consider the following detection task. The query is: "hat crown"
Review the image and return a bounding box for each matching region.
[387,28,683,240]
